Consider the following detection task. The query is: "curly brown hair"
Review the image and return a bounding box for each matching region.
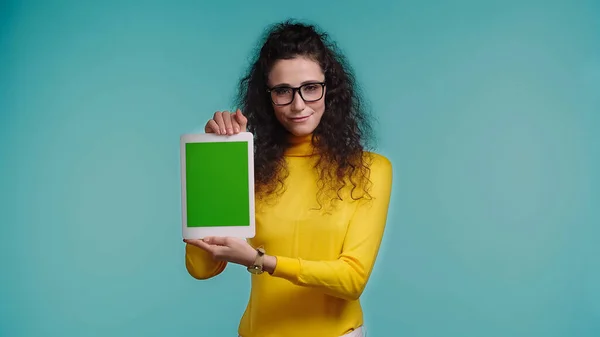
[234,20,374,206]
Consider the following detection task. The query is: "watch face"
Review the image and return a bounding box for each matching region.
[247,266,263,274]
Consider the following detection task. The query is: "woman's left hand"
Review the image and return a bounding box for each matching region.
[184,237,257,267]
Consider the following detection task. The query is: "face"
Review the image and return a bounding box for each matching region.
[267,57,326,137]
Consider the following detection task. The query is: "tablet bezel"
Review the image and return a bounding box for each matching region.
[180,132,255,239]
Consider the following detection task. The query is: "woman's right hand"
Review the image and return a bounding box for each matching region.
[205,109,248,135]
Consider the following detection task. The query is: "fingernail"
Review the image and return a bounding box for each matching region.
[235,127,240,133]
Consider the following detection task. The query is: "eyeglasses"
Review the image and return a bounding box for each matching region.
[266,82,326,106]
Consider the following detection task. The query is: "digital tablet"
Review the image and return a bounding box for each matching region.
[180,132,255,239]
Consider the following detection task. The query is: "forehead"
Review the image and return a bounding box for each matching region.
[268,57,324,86]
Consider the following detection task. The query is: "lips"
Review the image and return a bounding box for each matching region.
[290,114,311,122]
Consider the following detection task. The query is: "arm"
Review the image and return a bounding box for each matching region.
[265,155,393,301]
[185,243,227,280]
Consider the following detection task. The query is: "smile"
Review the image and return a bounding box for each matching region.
[289,114,312,123]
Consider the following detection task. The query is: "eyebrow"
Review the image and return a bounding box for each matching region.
[270,80,324,88]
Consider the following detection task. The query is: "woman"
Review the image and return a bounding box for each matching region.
[183,20,392,337]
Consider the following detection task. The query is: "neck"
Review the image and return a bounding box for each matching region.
[284,133,317,157]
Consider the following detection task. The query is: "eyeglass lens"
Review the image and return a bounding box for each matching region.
[270,83,324,105]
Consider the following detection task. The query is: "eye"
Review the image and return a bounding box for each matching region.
[303,84,319,92]
[272,87,292,96]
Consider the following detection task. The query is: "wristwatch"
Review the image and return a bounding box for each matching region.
[247,246,266,274]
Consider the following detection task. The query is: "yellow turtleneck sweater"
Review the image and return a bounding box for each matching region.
[184,134,393,337]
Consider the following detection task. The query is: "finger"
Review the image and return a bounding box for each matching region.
[235,109,248,132]
[184,239,214,252]
[231,116,241,134]
[204,119,219,134]
[222,112,234,135]
[203,236,229,246]
[213,111,227,135]
[185,239,228,261]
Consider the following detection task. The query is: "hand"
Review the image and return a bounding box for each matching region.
[184,236,257,267]
[205,109,248,135]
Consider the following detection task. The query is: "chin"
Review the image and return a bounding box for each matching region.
[286,125,317,137]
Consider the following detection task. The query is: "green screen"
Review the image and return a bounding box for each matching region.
[185,141,250,227]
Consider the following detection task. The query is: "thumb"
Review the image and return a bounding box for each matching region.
[235,109,248,132]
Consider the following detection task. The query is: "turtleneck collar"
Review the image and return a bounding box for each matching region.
[284,133,318,157]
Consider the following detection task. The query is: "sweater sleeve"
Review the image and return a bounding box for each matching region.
[184,243,227,280]
[270,154,393,301]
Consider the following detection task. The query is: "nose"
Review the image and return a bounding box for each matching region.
[290,91,305,113]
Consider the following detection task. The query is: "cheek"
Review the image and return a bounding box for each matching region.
[273,106,288,122]
[311,100,326,116]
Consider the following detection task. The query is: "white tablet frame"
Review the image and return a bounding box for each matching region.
[180,132,255,239]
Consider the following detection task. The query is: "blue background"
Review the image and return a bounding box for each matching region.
[1,1,599,336]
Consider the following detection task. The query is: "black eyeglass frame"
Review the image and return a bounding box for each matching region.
[266,82,326,106]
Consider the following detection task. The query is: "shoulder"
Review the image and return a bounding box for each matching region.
[363,151,392,172]
[362,151,393,184]
[356,151,392,202]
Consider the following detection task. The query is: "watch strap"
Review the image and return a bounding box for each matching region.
[247,246,266,274]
